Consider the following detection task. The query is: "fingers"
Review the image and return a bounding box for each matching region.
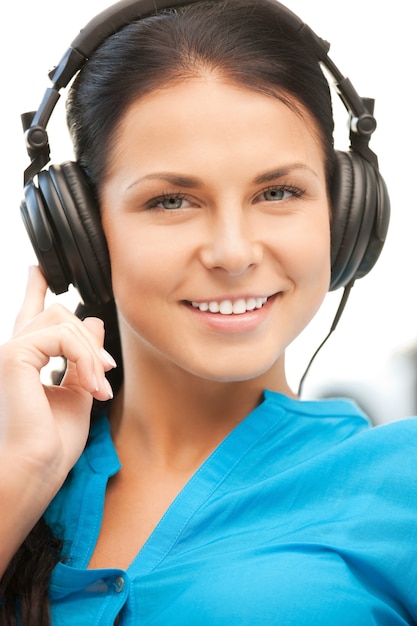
[8,319,116,402]
[13,266,48,335]
[64,316,117,400]
[46,322,115,401]
[9,266,117,402]
[82,317,117,371]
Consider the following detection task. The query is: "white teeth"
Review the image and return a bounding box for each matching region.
[219,300,233,315]
[246,298,256,311]
[191,296,268,315]
[232,298,247,314]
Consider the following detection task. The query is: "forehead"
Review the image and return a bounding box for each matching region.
[106,75,326,181]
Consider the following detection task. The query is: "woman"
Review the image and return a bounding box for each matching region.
[1,0,415,624]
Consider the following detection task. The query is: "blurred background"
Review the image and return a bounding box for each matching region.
[1,0,415,423]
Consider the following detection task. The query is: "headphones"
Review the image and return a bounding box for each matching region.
[20,0,390,306]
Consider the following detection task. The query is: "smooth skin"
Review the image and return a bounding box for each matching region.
[0,74,331,573]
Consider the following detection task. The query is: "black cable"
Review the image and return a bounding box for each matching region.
[297,280,355,397]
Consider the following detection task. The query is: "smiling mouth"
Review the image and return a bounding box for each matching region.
[190,296,269,315]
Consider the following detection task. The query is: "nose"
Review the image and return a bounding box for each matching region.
[199,208,263,276]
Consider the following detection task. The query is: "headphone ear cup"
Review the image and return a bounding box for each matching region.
[55,161,113,304]
[352,162,390,280]
[21,161,113,305]
[21,180,72,296]
[329,150,390,291]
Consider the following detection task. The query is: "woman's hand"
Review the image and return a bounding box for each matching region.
[0,266,115,475]
[0,267,116,572]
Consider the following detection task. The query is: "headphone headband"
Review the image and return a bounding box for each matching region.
[23,0,378,185]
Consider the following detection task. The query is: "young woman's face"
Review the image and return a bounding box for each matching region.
[100,76,331,385]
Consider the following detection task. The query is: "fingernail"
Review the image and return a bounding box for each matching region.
[91,374,100,393]
[100,348,117,368]
[104,378,114,400]
[27,265,36,279]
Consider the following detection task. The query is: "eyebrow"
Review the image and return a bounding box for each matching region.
[126,163,318,191]
[253,164,319,184]
[127,173,202,191]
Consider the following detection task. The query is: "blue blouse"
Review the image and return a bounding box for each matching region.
[45,390,417,625]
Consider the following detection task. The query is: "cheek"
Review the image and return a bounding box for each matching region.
[103,219,183,304]
[278,223,331,341]
[271,217,331,287]
[298,233,331,285]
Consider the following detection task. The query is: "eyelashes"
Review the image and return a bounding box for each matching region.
[145,193,193,211]
[144,184,306,212]
[257,185,305,203]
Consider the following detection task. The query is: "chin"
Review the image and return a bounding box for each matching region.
[186,357,280,384]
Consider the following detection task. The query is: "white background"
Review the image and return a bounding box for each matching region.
[1,1,415,417]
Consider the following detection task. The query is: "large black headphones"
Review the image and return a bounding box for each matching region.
[20,0,390,306]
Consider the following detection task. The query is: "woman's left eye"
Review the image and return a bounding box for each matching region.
[147,194,192,210]
[258,186,303,202]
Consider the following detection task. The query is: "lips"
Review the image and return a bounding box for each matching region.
[190,296,268,315]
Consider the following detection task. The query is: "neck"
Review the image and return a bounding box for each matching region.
[108,333,294,472]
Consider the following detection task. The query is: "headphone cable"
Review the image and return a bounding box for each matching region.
[297,280,355,397]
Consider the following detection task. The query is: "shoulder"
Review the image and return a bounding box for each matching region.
[346,415,417,460]
[260,390,417,481]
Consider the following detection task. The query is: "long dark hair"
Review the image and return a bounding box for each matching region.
[1,1,335,622]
